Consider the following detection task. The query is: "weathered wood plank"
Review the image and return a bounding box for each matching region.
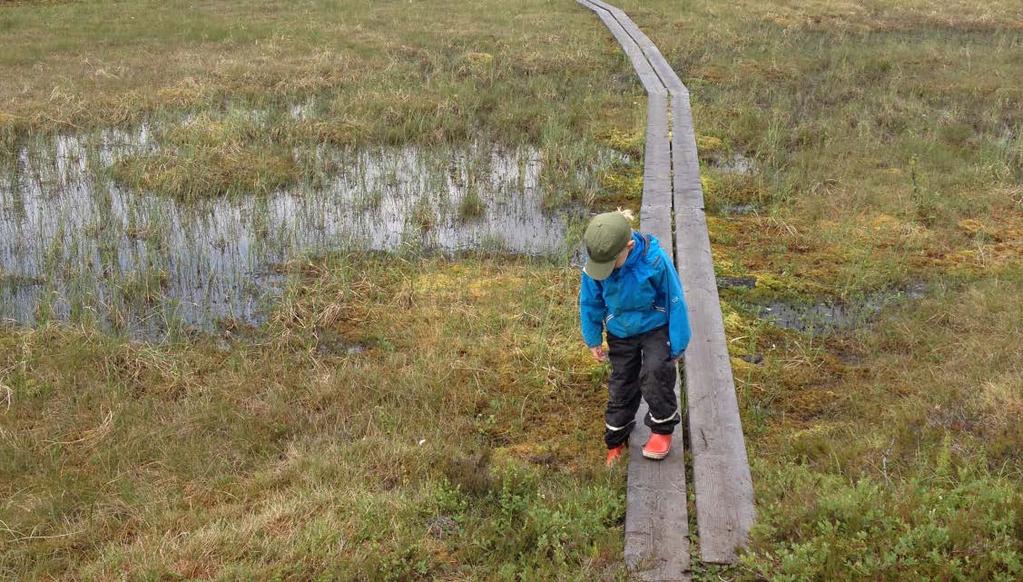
[595,0,753,560]
[576,0,665,96]
[674,206,755,563]
[625,376,690,581]
[642,92,673,254]
[590,2,701,209]
[670,93,704,210]
[630,91,688,582]
[579,0,756,570]
[585,0,687,94]
[579,1,691,579]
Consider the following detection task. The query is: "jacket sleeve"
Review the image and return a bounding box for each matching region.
[579,273,606,348]
[659,250,691,359]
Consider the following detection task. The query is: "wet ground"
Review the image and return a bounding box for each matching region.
[714,152,756,175]
[706,151,762,216]
[756,282,928,335]
[0,127,608,338]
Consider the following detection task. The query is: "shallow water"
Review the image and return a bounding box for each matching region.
[758,282,927,334]
[715,152,756,175]
[0,128,598,338]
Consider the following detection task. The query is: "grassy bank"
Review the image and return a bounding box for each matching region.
[0,255,627,578]
[1,0,1021,579]
[0,0,633,139]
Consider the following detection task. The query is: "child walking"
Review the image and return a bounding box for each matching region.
[578,210,691,466]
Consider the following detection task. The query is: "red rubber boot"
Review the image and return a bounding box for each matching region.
[606,443,626,467]
[642,434,672,460]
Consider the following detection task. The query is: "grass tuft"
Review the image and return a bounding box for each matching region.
[109,113,299,200]
[457,186,486,222]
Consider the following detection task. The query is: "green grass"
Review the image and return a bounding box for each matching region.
[108,110,300,200]
[613,1,1023,577]
[0,0,641,201]
[0,256,627,578]
[1,0,1022,579]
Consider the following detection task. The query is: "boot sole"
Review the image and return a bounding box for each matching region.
[642,446,670,460]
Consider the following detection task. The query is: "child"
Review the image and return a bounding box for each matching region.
[578,210,691,466]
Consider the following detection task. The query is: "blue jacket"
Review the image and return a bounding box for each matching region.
[579,231,691,359]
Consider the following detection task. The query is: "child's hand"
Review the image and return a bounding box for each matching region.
[590,346,608,363]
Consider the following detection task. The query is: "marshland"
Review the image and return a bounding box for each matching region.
[1,0,1021,579]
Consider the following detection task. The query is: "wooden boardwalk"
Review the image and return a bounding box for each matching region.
[576,1,755,577]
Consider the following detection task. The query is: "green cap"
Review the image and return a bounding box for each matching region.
[583,212,632,280]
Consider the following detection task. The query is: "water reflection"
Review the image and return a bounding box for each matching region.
[0,129,593,338]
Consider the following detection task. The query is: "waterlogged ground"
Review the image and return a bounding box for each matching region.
[755,282,928,335]
[3,0,1022,578]
[0,127,608,337]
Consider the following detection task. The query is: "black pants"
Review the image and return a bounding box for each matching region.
[604,325,681,448]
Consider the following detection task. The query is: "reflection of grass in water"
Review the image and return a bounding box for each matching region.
[356,187,384,212]
[114,268,170,307]
[410,196,436,233]
[457,186,486,222]
[4,132,591,340]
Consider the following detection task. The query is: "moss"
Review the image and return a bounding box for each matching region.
[596,161,643,212]
[700,174,719,198]
[601,128,644,158]
[696,134,724,157]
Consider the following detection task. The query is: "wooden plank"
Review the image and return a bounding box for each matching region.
[641,92,673,255]
[580,0,757,570]
[593,0,754,560]
[576,0,665,96]
[625,376,690,581]
[674,206,755,563]
[579,2,691,578]
[585,0,688,94]
[670,93,704,210]
[629,90,689,582]
[584,2,703,211]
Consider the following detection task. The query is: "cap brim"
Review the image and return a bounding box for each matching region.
[584,258,616,281]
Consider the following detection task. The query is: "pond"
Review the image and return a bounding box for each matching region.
[0,128,604,338]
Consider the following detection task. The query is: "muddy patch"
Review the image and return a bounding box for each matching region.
[717,275,758,290]
[719,203,760,216]
[757,282,927,335]
[714,152,756,175]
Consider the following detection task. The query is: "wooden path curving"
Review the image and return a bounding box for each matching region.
[576,1,755,577]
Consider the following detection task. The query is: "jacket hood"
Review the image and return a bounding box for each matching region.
[622,231,662,270]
